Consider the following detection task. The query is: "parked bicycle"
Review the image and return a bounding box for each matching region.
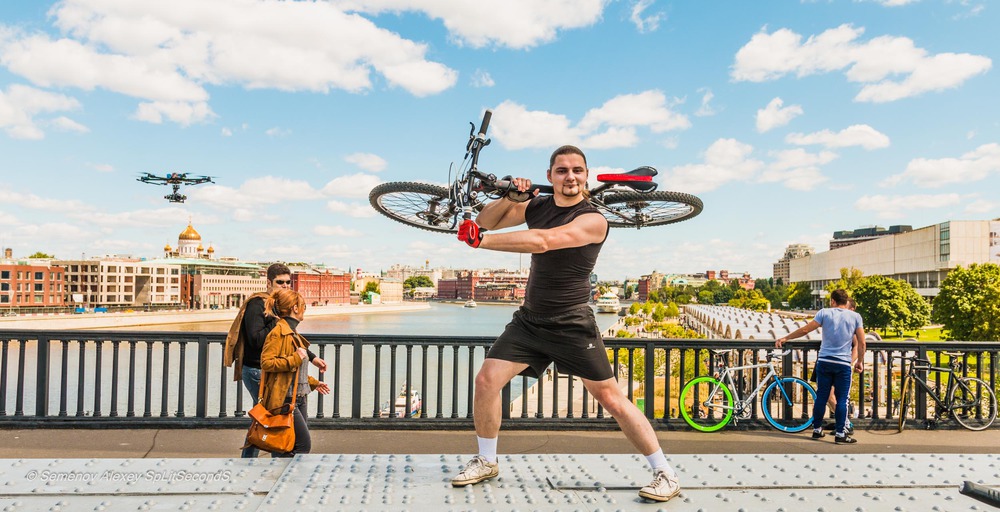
[897,351,997,432]
[679,349,817,433]
[369,110,703,232]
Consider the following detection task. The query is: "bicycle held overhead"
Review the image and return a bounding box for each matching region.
[369,110,703,233]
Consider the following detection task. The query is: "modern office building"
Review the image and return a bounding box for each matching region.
[56,256,182,309]
[789,219,1000,304]
[773,244,814,285]
[830,225,912,250]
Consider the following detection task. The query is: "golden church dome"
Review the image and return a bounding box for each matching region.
[179,223,202,241]
[164,244,172,252]
[197,244,204,251]
[207,246,215,253]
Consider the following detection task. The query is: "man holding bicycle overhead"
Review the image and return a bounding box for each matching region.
[776,289,866,444]
[453,145,681,503]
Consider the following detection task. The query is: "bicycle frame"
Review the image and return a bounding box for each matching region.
[904,360,964,416]
[705,360,783,416]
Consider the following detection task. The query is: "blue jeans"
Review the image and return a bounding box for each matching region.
[241,366,262,458]
[812,360,852,434]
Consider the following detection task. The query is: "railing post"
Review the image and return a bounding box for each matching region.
[351,337,363,419]
[501,382,511,420]
[644,342,655,419]
[34,335,50,417]
[196,336,210,418]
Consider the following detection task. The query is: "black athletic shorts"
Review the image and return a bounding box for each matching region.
[486,305,614,381]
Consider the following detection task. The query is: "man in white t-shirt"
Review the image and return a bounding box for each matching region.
[776,289,866,443]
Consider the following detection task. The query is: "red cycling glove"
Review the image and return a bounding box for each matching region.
[457,219,483,248]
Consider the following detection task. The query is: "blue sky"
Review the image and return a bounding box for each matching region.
[0,0,996,281]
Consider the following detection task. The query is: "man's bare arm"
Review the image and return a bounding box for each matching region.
[479,213,607,253]
[475,197,530,231]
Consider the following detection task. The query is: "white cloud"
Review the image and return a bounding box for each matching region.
[870,0,920,5]
[345,152,387,173]
[785,124,890,149]
[332,0,607,49]
[50,116,88,133]
[0,189,92,213]
[70,207,198,228]
[757,148,837,191]
[965,199,996,215]
[327,200,377,218]
[732,24,991,102]
[0,84,81,139]
[695,88,718,117]
[471,69,495,88]
[630,0,665,33]
[321,173,382,199]
[756,97,803,133]
[86,162,114,173]
[191,176,323,209]
[491,91,690,150]
[313,225,362,237]
[664,138,764,193]
[881,143,1000,188]
[265,127,291,138]
[855,193,962,218]
[0,210,18,225]
[0,0,461,126]
[220,127,232,137]
[14,222,94,240]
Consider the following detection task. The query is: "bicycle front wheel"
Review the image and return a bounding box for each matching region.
[594,190,703,229]
[898,377,912,433]
[949,377,997,431]
[761,377,817,433]
[678,376,733,432]
[369,182,460,233]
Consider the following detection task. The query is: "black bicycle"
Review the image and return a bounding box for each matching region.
[369,110,703,232]
[897,351,997,431]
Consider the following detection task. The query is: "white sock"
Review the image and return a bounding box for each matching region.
[644,448,675,475]
[477,436,498,463]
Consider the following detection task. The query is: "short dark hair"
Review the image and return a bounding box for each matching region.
[549,145,587,168]
[830,289,850,306]
[266,263,291,283]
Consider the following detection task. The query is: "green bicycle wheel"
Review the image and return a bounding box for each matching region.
[679,376,733,432]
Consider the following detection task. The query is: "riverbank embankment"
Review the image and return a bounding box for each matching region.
[0,302,431,330]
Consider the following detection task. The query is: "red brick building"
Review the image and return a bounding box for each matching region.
[0,258,66,310]
[437,270,527,301]
[292,271,351,306]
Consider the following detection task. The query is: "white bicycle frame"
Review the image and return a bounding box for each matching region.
[702,351,793,417]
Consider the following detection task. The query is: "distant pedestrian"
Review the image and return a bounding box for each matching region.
[776,289,865,444]
[257,288,330,457]
[451,145,680,502]
[225,263,325,458]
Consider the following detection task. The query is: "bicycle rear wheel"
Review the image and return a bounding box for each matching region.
[369,182,461,233]
[898,377,912,432]
[761,377,817,433]
[678,376,733,432]
[594,190,703,228]
[949,377,997,431]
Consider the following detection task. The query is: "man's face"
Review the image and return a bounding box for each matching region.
[547,153,588,199]
[269,274,292,292]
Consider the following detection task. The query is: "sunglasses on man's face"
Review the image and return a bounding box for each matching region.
[273,280,291,285]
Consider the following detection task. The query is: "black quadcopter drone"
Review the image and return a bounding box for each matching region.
[137,172,214,203]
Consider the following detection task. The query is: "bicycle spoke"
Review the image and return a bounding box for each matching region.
[679,376,733,432]
[369,182,457,233]
[950,377,998,431]
[594,190,703,228]
[761,377,816,433]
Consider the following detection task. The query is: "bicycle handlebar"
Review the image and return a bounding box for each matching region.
[493,177,554,196]
[478,110,492,139]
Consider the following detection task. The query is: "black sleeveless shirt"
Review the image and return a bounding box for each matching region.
[522,196,608,314]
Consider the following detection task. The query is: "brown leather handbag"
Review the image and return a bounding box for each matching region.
[245,354,301,454]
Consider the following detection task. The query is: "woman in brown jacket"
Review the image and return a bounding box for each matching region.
[259,288,329,456]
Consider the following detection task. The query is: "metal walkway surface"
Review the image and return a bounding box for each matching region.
[1,453,996,511]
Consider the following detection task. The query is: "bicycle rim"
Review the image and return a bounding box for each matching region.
[898,377,912,432]
[594,190,703,229]
[949,377,997,431]
[678,376,733,432]
[369,182,460,233]
[761,377,816,433]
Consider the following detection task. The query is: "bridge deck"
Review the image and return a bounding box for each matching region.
[2,453,995,511]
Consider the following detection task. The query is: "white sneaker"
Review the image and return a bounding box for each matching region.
[638,470,681,502]
[450,455,499,487]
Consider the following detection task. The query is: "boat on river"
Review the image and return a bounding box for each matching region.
[380,385,422,418]
[595,292,621,314]
[463,299,477,308]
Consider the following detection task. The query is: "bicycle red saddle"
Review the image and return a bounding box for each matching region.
[596,166,658,191]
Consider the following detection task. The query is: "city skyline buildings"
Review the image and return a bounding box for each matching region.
[1,2,997,279]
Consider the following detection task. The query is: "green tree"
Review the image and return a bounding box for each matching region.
[697,290,714,304]
[403,276,434,289]
[665,301,680,318]
[728,289,770,311]
[853,275,930,334]
[363,282,380,295]
[629,302,642,315]
[824,267,866,294]
[674,293,692,305]
[28,252,54,259]
[712,287,733,305]
[932,263,1000,341]
[787,282,813,309]
[651,303,667,322]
